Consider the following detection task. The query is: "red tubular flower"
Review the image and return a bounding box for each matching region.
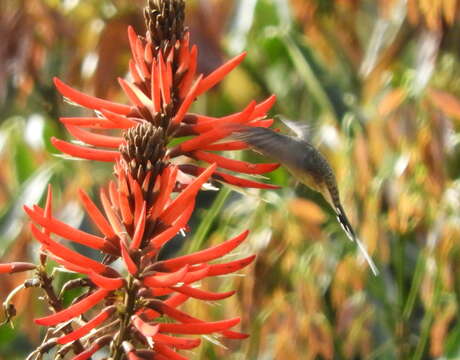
[51,9,279,189]
[25,162,254,357]
[8,1,271,358]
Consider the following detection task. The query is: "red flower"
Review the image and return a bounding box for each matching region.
[52,24,279,190]
[3,1,274,358]
[25,164,254,358]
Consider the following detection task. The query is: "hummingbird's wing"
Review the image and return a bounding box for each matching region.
[278,117,312,141]
[231,126,304,167]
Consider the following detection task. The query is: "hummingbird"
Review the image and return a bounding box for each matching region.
[232,120,379,275]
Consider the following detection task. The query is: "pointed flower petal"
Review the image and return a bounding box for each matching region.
[157,230,249,270]
[195,52,246,97]
[51,137,120,162]
[54,77,132,115]
[143,265,188,288]
[159,317,240,334]
[57,306,116,344]
[35,289,109,326]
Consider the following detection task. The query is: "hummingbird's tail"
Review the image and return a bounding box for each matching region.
[335,204,379,276]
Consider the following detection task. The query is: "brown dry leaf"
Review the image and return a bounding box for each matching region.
[430,301,457,357]
[331,256,365,308]
[288,198,326,225]
[378,87,407,117]
[427,88,460,120]
[443,0,457,24]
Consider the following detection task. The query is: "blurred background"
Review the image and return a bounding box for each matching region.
[2,0,460,359]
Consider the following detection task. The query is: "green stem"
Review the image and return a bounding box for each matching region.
[402,253,425,319]
[112,276,136,360]
[188,186,231,253]
[411,266,442,360]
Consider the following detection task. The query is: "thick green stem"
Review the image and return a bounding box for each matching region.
[112,276,136,360]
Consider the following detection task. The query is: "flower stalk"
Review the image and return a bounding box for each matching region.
[0,0,278,358]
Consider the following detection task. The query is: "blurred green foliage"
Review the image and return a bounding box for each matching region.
[3,0,460,359]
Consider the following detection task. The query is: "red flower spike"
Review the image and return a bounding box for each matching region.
[172,74,203,125]
[143,265,189,288]
[149,200,195,250]
[207,254,256,276]
[195,52,246,97]
[51,137,121,162]
[100,109,138,128]
[130,202,147,250]
[57,306,116,344]
[54,77,132,115]
[78,189,117,239]
[35,289,109,326]
[154,333,201,350]
[157,230,249,270]
[64,125,124,148]
[30,224,110,274]
[60,117,120,129]
[173,285,236,301]
[159,163,216,225]
[25,206,117,255]
[89,272,125,291]
[0,262,36,274]
[155,344,187,360]
[121,241,139,275]
[191,150,280,175]
[131,315,160,337]
[159,317,240,334]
